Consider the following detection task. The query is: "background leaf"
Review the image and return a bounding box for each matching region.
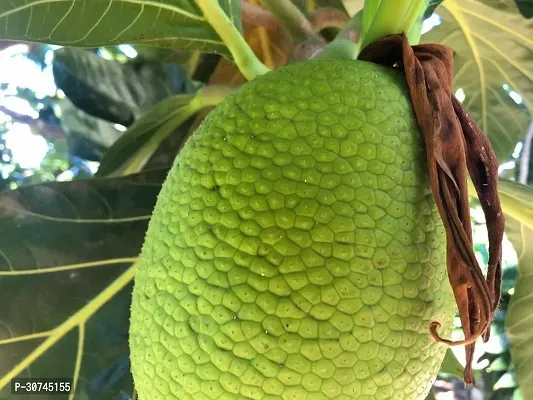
[0,0,242,57]
[0,169,168,399]
[143,110,208,172]
[53,48,197,126]
[515,0,533,18]
[439,349,465,379]
[96,51,220,176]
[423,0,533,161]
[55,99,123,161]
[504,181,533,400]
[95,94,196,176]
[498,179,533,228]
[424,0,444,19]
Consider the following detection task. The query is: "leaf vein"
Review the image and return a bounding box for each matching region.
[443,1,487,131]
[457,4,533,47]
[47,0,76,39]
[0,0,205,22]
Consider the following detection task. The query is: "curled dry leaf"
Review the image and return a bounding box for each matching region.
[359,33,505,386]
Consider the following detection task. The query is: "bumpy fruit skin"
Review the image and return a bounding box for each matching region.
[129,59,456,400]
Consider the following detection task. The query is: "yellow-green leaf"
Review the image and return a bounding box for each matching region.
[0,0,242,57]
[504,180,533,399]
[439,349,465,379]
[422,0,533,161]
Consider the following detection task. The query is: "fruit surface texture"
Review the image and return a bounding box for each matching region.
[129,59,456,400]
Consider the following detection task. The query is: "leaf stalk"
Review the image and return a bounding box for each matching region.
[196,0,270,80]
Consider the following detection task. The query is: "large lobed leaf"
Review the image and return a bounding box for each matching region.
[53,47,197,126]
[57,97,123,153]
[0,0,242,57]
[423,0,533,162]
[505,217,533,400]
[0,169,168,399]
[495,179,533,399]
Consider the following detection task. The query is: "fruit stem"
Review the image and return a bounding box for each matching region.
[317,39,359,60]
[359,0,428,51]
[316,11,361,60]
[196,0,270,80]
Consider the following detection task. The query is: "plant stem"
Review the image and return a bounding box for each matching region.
[359,0,428,51]
[196,0,270,80]
[261,0,315,43]
[319,0,428,61]
[317,39,359,60]
[315,9,361,60]
[192,84,238,109]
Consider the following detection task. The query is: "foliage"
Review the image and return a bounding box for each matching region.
[422,0,533,162]
[0,1,531,399]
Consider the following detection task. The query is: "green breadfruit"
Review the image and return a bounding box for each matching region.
[129,59,456,400]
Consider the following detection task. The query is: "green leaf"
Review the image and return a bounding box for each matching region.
[424,0,444,19]
[143,109,208,172]
[53,48,196,126]
[494,372,518,390]
[498,179,533,229]
[96,94,197,176]
[488,356,510,372]
[56,98,123,155]
[0,169,168,399]
[134,46,204,73]
[502,180,533,399]
[96,85,235,177]
[438,349,465,379]
[506,215,533,398]
[0,0,242,57]
[422,0,533,161]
